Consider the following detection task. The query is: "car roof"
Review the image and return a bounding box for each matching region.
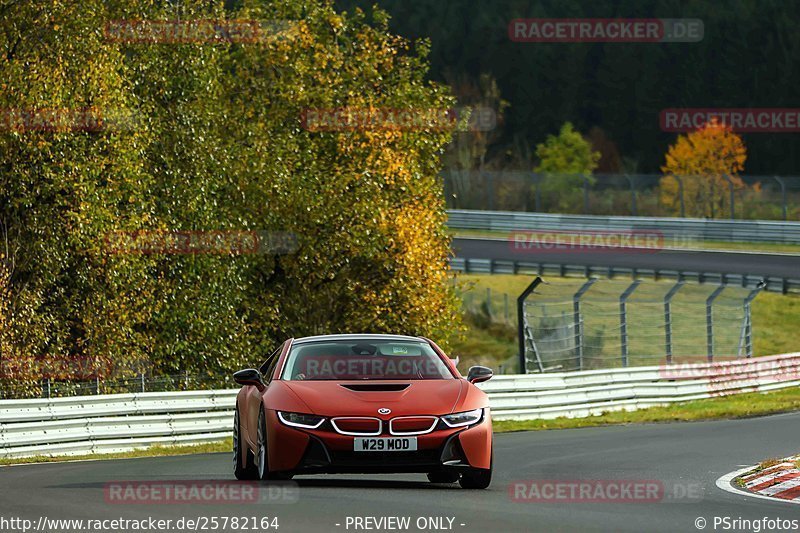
[291,333,427,345]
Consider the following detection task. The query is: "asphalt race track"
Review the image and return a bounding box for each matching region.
[3,413,799,533]
[452,237,800,280]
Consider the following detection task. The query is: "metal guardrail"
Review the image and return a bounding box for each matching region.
[0,390,236,458]
[447,209,800,244]
[478,352,800,420]
[2,354,799,458]
[450,257,800,294]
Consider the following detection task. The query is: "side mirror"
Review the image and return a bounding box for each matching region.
[233,368,265,390]
[467,365,493,384]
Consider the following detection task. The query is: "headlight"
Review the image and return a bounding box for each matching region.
[441,408,483,428]
[277,411,325,429]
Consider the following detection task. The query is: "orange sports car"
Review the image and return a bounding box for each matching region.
[232,334,493,489]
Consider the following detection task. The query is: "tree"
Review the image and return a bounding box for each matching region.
[660,119,747,218]
[0,0,462,394]
[0,0,158,388]
[534,122,600,213]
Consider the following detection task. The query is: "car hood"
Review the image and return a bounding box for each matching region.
[280,379,467,417]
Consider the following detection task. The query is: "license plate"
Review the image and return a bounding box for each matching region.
[354,437,417,452]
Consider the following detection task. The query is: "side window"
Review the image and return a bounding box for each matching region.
[259,346,282,382]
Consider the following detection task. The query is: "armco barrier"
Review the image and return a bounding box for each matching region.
[1,353,799,458]
[449,256,800,293]
[446,209,800,244]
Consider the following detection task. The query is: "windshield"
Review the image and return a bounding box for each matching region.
[281,340,454,381]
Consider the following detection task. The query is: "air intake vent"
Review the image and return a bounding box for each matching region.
[340,383,410,392]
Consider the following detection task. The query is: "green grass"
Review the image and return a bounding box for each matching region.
[453,274,800,371]
[452,229,800,255]
[492,387,800,432]
[734,456,793,486]
[0,438,231,466]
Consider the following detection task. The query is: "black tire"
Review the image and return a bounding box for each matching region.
[459,467,492,489]
[256,408,294,481]
[233,405,258,480]
[427,471,460,484]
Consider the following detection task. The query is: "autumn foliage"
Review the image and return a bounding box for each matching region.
[0,0,462,394]
[660,119,748,218]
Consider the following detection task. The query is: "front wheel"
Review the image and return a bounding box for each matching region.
[427,471,460,484]
[233,405,257,480]
[459,460,492,490]
[256,408,293,481]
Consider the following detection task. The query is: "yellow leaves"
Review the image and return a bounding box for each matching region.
[662,118,746,178]
[660,119,749,217]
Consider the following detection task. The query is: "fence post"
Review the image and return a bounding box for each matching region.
[517,277,543,374]
[573,278,598,371]
[626,175,637,216]
[706,285,726,362]
[773,176,787,221]
[741,282,765,358]
[620,280,642,367]
[484,172,494,211]
[582,176,590,214]
[723,174,735,220]
[141,372,146,393]
[675,175,686,217]
[664,281,684,364]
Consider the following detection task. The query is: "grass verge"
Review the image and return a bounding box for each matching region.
[0,438,231,466]
[454,274,800,361]
[493,387,800,433]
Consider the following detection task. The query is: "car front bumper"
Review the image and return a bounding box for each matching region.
[265,409,493,474]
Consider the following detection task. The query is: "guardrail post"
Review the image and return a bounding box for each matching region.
[517,277,544,374]
[773,176,787,221]
[141,373,146,393]
[573,278,597,371]
[620,280,642,367]
[706,285,726,362]
[664,281,684,364]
